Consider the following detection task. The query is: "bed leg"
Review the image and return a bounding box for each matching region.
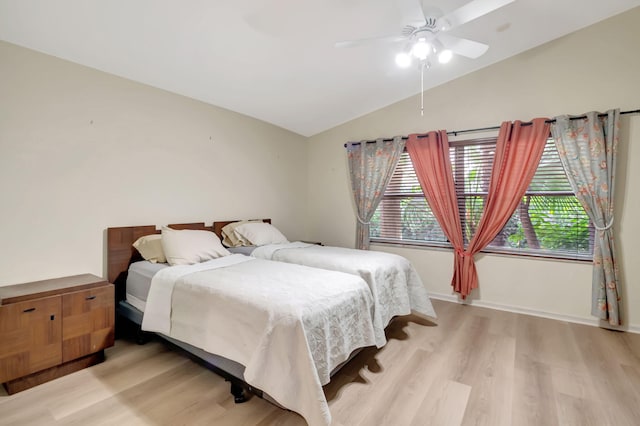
[230,382,248,403]
[135,327,152,345]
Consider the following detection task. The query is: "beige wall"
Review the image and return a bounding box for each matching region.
[307,8,640,329]
[0,41,308,284]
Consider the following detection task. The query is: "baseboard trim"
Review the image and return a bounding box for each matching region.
[429,292,640,334]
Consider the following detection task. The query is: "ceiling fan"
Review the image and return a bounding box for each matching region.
[336,0,515,68]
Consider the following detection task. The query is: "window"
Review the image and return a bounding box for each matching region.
[370,137,594,260]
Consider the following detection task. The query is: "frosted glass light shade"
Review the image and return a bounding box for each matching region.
[411,39,430,60]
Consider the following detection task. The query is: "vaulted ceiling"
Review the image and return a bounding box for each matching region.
[1,0,639,136]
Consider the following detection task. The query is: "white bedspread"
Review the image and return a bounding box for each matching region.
[141,254,377,426]
[252,243,437,347]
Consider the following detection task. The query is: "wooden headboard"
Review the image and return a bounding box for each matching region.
[106,222,212,302]
[212,219,271,240]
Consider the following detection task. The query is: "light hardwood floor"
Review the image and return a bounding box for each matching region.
[1,299,639,426]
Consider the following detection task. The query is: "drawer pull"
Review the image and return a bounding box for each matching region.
[23,307,36,313]
[85,295,96,300]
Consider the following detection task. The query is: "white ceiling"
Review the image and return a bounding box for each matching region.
[1,0,639,136]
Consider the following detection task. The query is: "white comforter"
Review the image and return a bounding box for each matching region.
[141,254,377,426]
[252,243,437,347]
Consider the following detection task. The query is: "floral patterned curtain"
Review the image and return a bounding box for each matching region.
[551,109,622,325]
[347,137,405,249]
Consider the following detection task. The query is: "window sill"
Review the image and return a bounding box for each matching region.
[370,239,593,264]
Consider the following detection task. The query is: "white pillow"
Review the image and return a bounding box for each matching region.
[133,234,166,263]
[221,219,263,247]
[161,227,230,266]
[234,222,289,246]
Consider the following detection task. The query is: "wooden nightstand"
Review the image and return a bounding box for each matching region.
[0,274,114,394]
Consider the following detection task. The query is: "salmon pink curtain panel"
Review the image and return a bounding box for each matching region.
[407,119,551,298]
[347,137,405,249]
[405,131,466,293]
[551,110,621,325]
[463,119,551,296]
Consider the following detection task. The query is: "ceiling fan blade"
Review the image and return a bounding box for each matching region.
[438,34,489,58]
[397,0,427,27]
[438,0,515,30]
[335,34,407,49]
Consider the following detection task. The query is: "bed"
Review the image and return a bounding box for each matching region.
[107,222,378,426]
[213,219,437,347]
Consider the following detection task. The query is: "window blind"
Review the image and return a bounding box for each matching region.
[371,137,594,260]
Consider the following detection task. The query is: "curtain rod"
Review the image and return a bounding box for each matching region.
[344,109,640,147]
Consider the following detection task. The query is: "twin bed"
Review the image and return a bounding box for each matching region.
[213,219,436,347]
[107,220,436,426]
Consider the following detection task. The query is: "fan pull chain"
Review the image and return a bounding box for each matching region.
[420,62,425,116]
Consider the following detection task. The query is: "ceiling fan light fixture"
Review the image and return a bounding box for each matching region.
[438,49,453,63]
[336,0,513,112]
[410,38,430,60]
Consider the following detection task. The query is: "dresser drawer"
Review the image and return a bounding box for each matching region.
[62,285,115,362]
[0,296,62,382]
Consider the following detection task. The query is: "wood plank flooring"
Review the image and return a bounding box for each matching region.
[1,299,639,425]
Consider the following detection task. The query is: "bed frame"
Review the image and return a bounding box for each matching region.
[106,222,259,403]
